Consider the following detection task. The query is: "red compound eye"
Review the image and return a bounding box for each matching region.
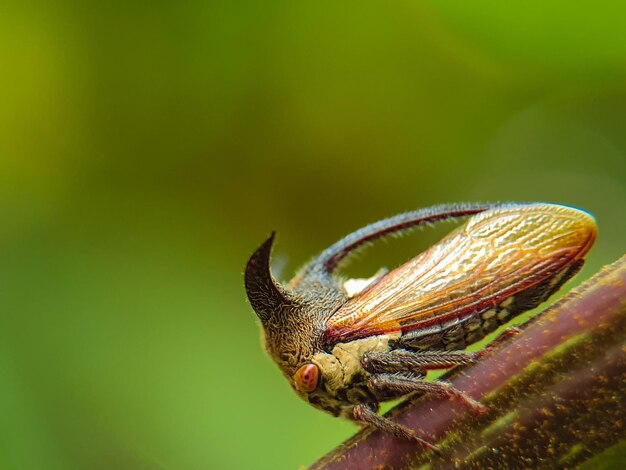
[294,363,319,392]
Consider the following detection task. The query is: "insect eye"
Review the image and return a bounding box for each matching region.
[294,363,319,392]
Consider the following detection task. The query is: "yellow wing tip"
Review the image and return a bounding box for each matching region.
[534,203,598,257]
[547,203,598,234]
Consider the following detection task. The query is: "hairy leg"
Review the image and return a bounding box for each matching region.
[368,372,486,413]
[352,402,440,454]
[362,349,477,375]
[476,326,523,360]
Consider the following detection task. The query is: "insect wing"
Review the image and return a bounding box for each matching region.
[325,204,597,345]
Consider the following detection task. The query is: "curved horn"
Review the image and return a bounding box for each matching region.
[245,232,292,324]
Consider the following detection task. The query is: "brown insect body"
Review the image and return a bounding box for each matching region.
[245,203,597,449]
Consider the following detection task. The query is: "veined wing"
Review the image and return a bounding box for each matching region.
[325,204,597,345]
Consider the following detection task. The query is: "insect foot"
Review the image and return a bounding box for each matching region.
[432,380,487,414]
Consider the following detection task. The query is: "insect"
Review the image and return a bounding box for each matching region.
[244,203,597,451]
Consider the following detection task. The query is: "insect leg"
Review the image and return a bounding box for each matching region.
[362,349,476,375]
[352,402,440,454]
[368,373,486,414]
[476,326,523,360]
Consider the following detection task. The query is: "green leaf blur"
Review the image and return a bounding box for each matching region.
[1,1,624,469]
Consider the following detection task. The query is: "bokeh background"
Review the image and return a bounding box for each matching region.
[2,1,625,469]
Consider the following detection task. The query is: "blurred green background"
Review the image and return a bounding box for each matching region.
[1,1,625,469]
